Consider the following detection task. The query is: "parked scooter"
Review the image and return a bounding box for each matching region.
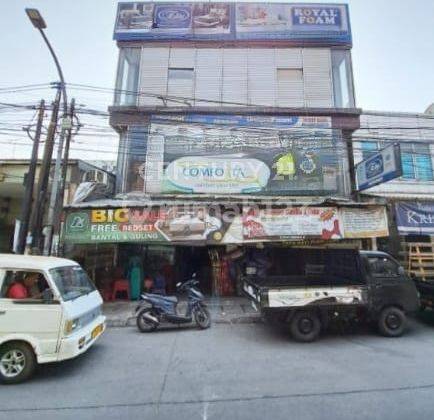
[135,273,211,332]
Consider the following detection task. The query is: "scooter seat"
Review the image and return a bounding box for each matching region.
[144,293,178,303]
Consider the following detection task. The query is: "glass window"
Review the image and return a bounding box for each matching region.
[331,50,355,108]
[168,68,194,81]
[0,271,50,300]
[277,68,303,81]
[50,266,96,302]
[114,48,140,106]
[367,257,400,277]
[400,142,433,181]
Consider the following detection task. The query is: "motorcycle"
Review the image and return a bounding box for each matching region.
[135,273,211,332]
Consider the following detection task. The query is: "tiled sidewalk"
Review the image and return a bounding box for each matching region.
[104,296,261,327]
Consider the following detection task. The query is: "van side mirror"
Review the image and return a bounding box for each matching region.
[398,266,405,276]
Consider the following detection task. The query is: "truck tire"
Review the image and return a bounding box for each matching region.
[290,311,321,342]
[377,306,406,337]
[0,342,36,384]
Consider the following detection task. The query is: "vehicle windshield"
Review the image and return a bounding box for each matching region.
[49,265,96,301]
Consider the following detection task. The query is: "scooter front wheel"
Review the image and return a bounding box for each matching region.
[194,306,211,329]
[136,309,158,333]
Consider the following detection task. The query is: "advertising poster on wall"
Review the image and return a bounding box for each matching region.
[64,207,229,244]
[143,115,346,196]
[242,207,342,240]
[115,2,154,33]
[64,205,389,245]
[153,3,192,32]
[340,207,389,238]
[113,2,351,45]
[395,202,434,235]
[192,3,231,35]
[236,3,290,35]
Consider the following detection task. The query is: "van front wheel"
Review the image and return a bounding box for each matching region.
[378,307,406,337]
[0,342,36,384]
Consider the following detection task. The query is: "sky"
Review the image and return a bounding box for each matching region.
[0,0,433,160]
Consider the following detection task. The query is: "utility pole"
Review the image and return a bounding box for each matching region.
[46,98,76,256]
[27,88,61,254]
[43,96,72,256]
[16,99,45,254]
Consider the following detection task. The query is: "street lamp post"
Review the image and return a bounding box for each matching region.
[25,8,71,255]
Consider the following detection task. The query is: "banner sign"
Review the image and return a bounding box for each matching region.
[340,207,389,238]
[64,207,228,244]
[355,143,402,191]
[142,115,346,196]
[114,2,351,45]
[64,205,389,244]
[395,202,434,235]
[242,207,342,240]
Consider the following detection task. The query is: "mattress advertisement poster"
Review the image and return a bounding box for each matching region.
[114,2,351,44]
[63,205,389,245]
[64,207,228,244]
[242,207,342,240]
[143,115,346,196]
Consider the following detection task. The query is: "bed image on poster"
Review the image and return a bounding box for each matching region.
[144,118,344,196]
[115,2,154,32]
[192,3,231,36]
[236,3,290,36]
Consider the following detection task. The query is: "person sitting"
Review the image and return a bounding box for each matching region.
[6,280,28,299]
[23,273,44,299]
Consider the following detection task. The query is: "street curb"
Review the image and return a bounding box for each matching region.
[105,315,261,328]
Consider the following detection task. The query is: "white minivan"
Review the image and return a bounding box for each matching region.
[0,254,105,384]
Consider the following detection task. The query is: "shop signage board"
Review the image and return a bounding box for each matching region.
[355,144,402,191]
[242,207,342,240]
[63,205,389,245]
[114,2,352,45]
[340,207,389,238]
[144,115,345,196]
[395,202,434,235]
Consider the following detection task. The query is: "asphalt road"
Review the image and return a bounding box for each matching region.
[1,314,434,420]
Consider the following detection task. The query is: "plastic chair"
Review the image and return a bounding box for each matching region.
[111,279,131,300]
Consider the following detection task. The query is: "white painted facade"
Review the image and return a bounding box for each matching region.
[134,46,338,108]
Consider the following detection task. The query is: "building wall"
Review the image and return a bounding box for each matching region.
[353,112,434,198]
[117,46,355,109]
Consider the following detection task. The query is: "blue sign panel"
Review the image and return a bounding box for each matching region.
[154,4,192,29]
[395,202,434,235]
[291,6,342,28]
[114,2,352,45]
[356,144,402,191]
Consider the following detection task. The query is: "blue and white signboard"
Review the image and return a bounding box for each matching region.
[355,144,402,191]
[395,202,434,235]
[114,2,352,45]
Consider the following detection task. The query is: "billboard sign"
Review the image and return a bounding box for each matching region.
[114,2,352,45]
[395,202,434,235]
[242,207,342,240]
[63,205,389,244]
[142,115,346,196]
[355,143,402,191]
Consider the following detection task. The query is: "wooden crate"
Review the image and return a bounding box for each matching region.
[406,243,434,281]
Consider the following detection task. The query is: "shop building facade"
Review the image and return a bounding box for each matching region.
[353,110,434,274]
[63,3,391,298]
